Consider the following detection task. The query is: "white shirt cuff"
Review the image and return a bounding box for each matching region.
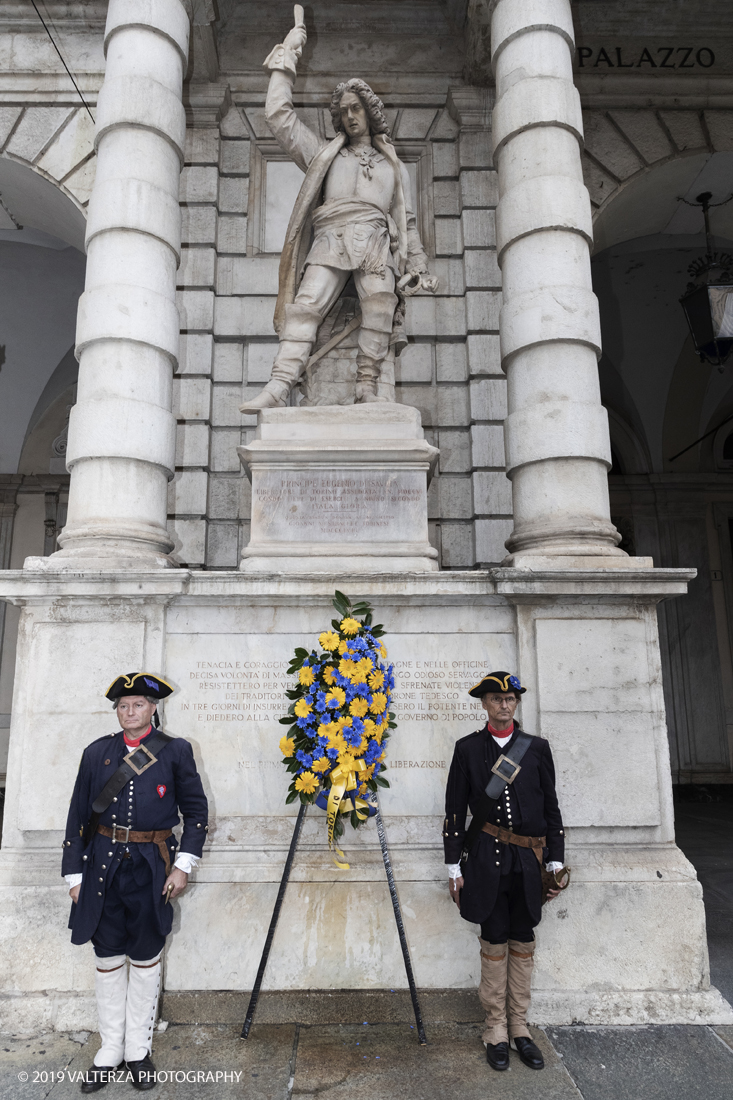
[546,861,564,873]
[174,852,200,875]
[65,873,83,888]
[447,862,463,880]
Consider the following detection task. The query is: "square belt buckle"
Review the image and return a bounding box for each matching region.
[123,743,158,776]
[491,754,521,783]
[111,824,131,843]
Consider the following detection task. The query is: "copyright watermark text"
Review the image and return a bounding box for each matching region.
[18,1070,243,1084]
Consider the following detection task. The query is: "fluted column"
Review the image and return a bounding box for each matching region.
[49,0,190,570]
[492,0,627,566]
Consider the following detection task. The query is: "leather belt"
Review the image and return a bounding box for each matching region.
[97,824,173,876]
[482,822,546,864]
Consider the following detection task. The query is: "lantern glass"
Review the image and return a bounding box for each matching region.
[680,283,733,362]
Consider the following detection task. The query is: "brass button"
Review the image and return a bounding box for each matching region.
[104,759,111,766]
[97,891,102,896]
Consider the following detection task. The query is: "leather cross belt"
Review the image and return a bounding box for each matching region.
[482,822,546,864]
[97,824,173,876]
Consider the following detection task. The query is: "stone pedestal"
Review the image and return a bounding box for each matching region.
[0,568,730,1030]
[237,406,439,573]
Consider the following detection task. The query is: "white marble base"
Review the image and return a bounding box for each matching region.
[0,567,729,1030]
[237,406,439,573]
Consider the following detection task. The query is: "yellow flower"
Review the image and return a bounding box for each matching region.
[326,687,346,708]
[279,735,295,757]
[294,698,312,718]
[337,752,357,772]
[356,657,374,680]
[355,737,368,756]
[299,666,316,687]
[295,771,318,794]
[349,697,369,718]
[340,617,360,636]
[317,722,331,739]
[369,692,387,715]
[367,669,384,690]
[339,658,358,679]
[363,718,378,738]
[323,666,337,685]
[312,756,330,773]
[337,715,352,730]
[357,782,368,797]
[328,733,347,755]
[319,631,340,651]
[378,642,387,658]
[338,640,349,655]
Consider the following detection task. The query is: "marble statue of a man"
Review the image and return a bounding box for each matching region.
[240,7,437,412]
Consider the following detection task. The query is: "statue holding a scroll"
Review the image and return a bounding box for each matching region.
[240,7,437,412]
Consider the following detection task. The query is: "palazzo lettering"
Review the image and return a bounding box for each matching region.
[576,45,716,69]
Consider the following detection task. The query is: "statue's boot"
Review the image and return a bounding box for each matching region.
[507,939,544,1070]
[354,292,397,403]
[239,304,322,412]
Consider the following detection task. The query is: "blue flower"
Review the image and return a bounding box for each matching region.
[350,637,368,652]
[315,691,328,712]
[345,684,359,702]
[328,696,341,710]
[353,681,369,695]
[509,675,522,690]
[365,739,381,764]
[344,726,362,748]
[350,716,365,736]
[317,736,329,749]
[296,750,313,767]
[296,716,314,731]
[326,746,339,760]
[302,658,310,666]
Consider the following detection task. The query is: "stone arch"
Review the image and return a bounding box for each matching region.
[0,105,95,248]
[583,108,733,252]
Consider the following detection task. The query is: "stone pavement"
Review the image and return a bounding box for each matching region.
[2,1020,733,1100]
[2,797,732,1100]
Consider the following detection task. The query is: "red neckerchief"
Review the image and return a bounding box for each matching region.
[123,725,152,749]
[487,721,514,741]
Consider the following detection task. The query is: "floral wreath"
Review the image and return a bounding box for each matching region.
[278,591,395,867]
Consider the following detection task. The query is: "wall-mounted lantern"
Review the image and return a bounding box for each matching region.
[679,191,733,368]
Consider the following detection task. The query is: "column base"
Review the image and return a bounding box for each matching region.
[503,551,654,570]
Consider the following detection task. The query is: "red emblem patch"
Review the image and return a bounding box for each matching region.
[157,785,167,799]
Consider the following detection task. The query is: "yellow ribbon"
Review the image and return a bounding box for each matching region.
[326,759,369,869]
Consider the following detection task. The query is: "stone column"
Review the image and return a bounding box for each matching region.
[45,0,190,570]
[491,0,630,566]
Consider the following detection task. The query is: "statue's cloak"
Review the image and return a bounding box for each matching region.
[273,132,409,335]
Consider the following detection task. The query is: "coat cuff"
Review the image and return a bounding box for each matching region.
[263,44,299,79]
[174,852,200,875]
[65,873,83,888]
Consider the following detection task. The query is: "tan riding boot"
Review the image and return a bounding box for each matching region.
[478,939,508,1046]
[507,939,544,1069]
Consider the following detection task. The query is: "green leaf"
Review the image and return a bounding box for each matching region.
[375,776,390,788]
[278,715,297,725]
[331,618,342,630]
[285,789,299,804]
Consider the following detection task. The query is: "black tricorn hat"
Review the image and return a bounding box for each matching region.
[105,673,174,702]
[468,671,526,699]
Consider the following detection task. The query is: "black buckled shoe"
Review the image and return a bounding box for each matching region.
[513,1035,544,1069]
[486,1041,510,1071]
[80,1063,123,1093]
[126,1056,156,1090]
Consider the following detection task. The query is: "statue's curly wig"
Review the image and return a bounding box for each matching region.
[330,78,390,136]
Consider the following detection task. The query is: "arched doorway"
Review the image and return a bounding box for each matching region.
[590,147,733,786]
[0,154,87,815]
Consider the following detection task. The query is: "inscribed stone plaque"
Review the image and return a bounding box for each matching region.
[165,631,515,819]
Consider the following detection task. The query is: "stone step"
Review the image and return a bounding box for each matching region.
[160,989,481,1026]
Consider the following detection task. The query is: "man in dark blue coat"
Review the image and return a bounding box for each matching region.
[443,671,565,1073]
[62,673,208,1092]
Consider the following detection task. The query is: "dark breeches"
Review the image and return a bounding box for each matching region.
[480,872,537,944]
[92,857,167,960]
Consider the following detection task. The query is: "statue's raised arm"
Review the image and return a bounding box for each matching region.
[241,6,437,412]
[263,6,324,173]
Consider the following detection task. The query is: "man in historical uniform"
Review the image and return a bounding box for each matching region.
[240,6,437,412]
[62,674,208,1092]
[443,672,566,1072]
